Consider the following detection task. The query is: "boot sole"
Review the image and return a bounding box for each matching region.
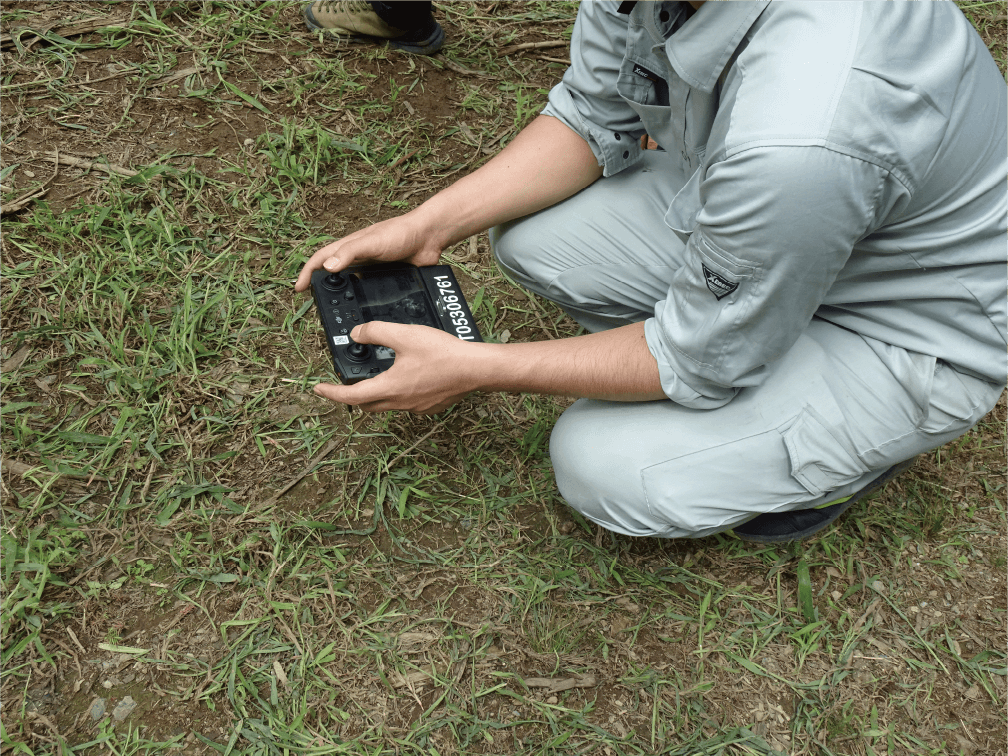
[733,458,916,544]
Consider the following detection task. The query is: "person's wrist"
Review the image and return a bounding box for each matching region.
[411,194,459,251]
[461,342,506,395]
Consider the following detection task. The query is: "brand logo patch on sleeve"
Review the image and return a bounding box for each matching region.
[702,263,739,300]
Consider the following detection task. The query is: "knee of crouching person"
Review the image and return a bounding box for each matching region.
[487,222,522,274]
[548,401,660,538]
[488,219,549,285]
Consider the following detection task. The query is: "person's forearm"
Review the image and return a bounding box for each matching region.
[466,321,666,402]
[413,115,603,249]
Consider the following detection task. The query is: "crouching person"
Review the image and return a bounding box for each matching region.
[296,2,1006,543]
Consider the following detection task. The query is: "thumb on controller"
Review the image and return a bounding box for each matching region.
[350,321,395,347]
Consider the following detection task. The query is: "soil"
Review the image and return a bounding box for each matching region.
[2,3,1006,755]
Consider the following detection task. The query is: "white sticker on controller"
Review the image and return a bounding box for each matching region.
[333,335,349,346]
[433,274,476,340]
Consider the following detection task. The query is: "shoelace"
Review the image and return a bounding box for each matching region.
[316,0,373,15]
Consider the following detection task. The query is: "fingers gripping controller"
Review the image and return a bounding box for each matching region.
[310,263,482,384]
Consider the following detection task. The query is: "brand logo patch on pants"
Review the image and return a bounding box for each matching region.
[702,263,739,300]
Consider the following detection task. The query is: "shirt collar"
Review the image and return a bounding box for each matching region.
[665,1,770,93]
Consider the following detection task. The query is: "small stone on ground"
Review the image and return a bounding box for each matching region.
[89,698,106,721]
[112,696,136,722]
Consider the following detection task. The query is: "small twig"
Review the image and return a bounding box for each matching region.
[1,149,59,215]
[0,146,147,182]
[499,40,568,57]
[154,65,204,87]
[271,435,347,500]
[68,554,113,586]
[1,184,47,215]
[522,673,597,693]
[0,16,126,50]
[74,69,133,87]
[24,712,66,745]
[389,148,419,171]
[50,146,62,184]
[1,457,108,484]
[385,421,448,472]
[139,461,156,502]
[434,54,492,78]
[65,626,87,654]
[47,152,138,178]
[514,287,557,339]
[1,68,132,93]
[851,597,881,635]
[273,614,304,656]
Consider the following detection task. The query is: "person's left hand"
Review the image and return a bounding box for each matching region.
[314,321,479,414]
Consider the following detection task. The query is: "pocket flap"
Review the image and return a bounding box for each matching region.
[783,407,868,497]
[664,165,702,242]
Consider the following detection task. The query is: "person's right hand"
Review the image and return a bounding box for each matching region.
[294,212,443,292]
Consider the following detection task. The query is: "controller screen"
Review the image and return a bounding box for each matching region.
[355,268,436,327]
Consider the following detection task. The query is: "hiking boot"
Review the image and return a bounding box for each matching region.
[303,1,445,55]
[733,458,916,544]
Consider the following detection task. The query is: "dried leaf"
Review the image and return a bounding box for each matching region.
[390,670,433,689]
[616,597,640,612]
[273,660,289,690]
[398,631,438,647]
[1,345,30,372]
[522,673,597,693]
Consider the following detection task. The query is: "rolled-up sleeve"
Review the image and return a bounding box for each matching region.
[542,2,645,177]
[645,145,903,408]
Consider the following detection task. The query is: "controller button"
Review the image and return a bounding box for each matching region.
[351,366,362,374]
[368,368,379,375]
[339,328,348,335]
[351,312,359,321]
[344,291,355,300]
[330,299,340,305]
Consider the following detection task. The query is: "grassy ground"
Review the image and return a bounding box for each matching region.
[1,2,1005,754]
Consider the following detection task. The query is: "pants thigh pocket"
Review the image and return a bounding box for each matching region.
[920,361,1002,436]
[782,406,870,498]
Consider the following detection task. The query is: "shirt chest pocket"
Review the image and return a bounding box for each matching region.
[617,53,699,174]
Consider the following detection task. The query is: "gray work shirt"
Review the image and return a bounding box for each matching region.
[543,1,1007,408]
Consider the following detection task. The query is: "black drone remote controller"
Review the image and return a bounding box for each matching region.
[310,263,482,384]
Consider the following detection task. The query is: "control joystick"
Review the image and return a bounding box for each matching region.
[346,342,371,362]
[323,272,348,290]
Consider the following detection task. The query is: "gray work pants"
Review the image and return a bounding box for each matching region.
[489,152,1002,538]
